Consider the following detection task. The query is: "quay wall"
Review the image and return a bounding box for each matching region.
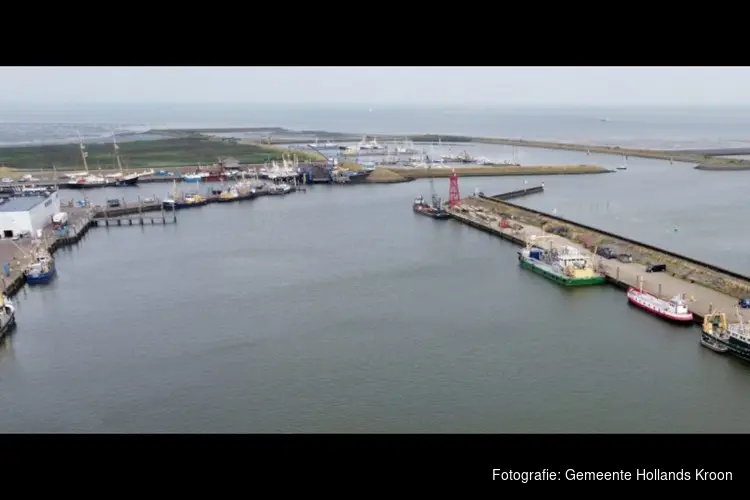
[447,201,741,323]
[472,194,750,299]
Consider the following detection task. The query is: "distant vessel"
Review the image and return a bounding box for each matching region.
[616,155,628,171]
[626,281,693,323]
[701,309,750,360]
[517,237,606,286]
[24,248,56,285]
[0,294,16,338]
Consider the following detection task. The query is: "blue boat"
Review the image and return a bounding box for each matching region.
[24,250,56,285]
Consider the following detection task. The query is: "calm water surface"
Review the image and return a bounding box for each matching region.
[2,105,750,433]
[2,170,750,433]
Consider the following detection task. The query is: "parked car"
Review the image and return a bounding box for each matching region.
[739,298,750,309]
[106,199,121,208]
[597,245,633,263]
[646,263,666,273]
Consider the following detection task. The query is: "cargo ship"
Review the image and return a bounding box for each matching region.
[626,282,693,323]
[517,238,606,286]
[701,309,750,360]
[412,195,449,219]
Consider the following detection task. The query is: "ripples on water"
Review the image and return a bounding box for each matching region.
[1,105,750,433]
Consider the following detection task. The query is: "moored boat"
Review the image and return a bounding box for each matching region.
[701,309,750,360]
[412,195,449,219]
[626,283,693,323]
[700,332,729,353]
[162,180,207,209]
[0,294,16,338]
[24,249,56,285]
[517,237,606,286]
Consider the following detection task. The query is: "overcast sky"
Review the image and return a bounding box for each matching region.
[0,67,747,106]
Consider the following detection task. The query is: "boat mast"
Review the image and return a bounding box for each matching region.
[77,131,90,173]
[113,133,124,173]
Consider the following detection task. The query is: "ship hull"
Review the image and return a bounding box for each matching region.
[518,255,606,286]
[25,266,56,285]
[0,305,16,338]
[215,193,257,203]
[626,288,693,323]
[707,333,750,361]
[701,333,729,353]
[413,204,450,219]
[162,200,208,210]
[62,182,110,190]
[114,176,139,186]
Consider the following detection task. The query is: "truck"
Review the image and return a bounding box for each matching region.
[52,212,69,228]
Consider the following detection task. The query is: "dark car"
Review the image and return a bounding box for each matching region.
[596,246,618,259]
[739,298,750,309]
[106,199,121,208]
[646,263,666,273]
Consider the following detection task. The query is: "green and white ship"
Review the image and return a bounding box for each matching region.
[517,239,606,287]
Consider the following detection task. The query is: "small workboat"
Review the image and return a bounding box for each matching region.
[700,332,729,353]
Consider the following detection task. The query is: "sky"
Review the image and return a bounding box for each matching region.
[0,67,749,106]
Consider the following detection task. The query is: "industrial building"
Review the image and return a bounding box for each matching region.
[0,192,61,239]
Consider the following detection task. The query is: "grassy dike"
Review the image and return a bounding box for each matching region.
[0,133,323,178]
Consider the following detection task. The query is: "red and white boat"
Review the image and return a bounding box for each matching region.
[627,286,693,323]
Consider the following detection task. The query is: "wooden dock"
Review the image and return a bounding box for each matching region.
[447,200,742,323]
[92,215,177,227]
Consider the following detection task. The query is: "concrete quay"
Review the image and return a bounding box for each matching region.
[0,206,95,297]
[447,197,744,322]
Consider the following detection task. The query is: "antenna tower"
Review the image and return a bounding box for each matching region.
[448,169,461,207]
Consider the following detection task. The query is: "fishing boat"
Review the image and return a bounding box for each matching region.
[24,249,56,285]
[162,180,208,209]
[517,237,606,286]
[701,309,750,360]
[0,294,16,339]
[626,279,693,323]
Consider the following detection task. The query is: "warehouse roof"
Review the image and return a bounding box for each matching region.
[0,196,48,213]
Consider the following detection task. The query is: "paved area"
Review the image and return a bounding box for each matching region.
[0,207,93,293]
[448,204,740,319]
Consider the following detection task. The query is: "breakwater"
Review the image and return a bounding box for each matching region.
[458,194,749,308]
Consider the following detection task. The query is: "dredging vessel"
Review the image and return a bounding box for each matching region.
[626,278,693,323]
[517,237,606,286]
[412,165,449,219]
[413,195,449,219]
[701,308,750,359]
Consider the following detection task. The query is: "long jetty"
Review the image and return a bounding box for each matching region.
[445,187,747,323]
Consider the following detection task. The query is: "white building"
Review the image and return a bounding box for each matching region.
[0,192,61,238]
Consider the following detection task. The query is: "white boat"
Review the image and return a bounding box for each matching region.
[617,155,628,170]
[626,284,693,323]
[0,294,16,338]
[65,133,110,188]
